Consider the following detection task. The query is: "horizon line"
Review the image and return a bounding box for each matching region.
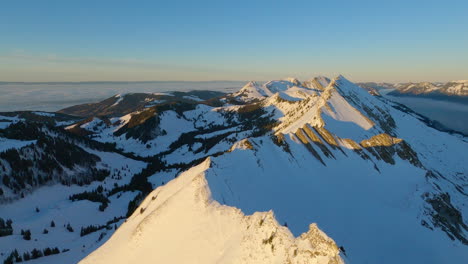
[0,80,251,84]
[0,79,465,85]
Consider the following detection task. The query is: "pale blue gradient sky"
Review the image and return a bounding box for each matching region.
[1,0,467,82]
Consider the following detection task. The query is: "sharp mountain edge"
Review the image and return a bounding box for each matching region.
[0,76,466,264]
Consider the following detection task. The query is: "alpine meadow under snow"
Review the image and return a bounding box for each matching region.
[0,76,467,264]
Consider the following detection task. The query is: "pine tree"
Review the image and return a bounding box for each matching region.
[43,247,52,256]
[22,229,31,240]
[0,218,13,237]
[98,201,108,211]
[31,248,43,259]
[23,251,31,261]
[50,220,55,227]
[52,247,60,254]
[3,249,21,264]
[66,223,74,232]
[12,249,22,262]
[3,255,13,264]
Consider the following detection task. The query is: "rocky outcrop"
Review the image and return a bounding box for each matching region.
[425,192,468,244]
[360,134,421,167]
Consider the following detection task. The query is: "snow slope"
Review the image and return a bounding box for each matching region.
[0,137,36,152]
[81,159,343,264]
[0,118,148,263]
[203,136,467,264]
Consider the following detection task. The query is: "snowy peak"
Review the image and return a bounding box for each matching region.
[440,80,468,96]
[329,75,386,109]
[242,81,260,90]
[331,75,364,93]
[237,81,271,99]
[251,75,384,137]
[272,78,378,141]
[235,78,311,101]
[400,82,439,94]
[388,80,468,99]
[303,76,331,90]
[264,79,301,93]
[282,77,302,86]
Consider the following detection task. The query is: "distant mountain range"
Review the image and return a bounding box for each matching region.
[0,81,244,85]
[358,81,468,103]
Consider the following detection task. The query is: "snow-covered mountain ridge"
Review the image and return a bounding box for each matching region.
[1,75,467,263]
[359,80,468,102]
[83,159,343,264]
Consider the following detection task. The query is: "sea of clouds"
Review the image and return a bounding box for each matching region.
[0,81,244,112]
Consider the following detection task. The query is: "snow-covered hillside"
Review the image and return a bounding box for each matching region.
[82,159,343,264]
[1,77,467,264]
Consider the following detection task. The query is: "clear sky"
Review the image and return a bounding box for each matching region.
[1,0,467,83]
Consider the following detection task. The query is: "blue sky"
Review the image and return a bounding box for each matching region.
[1,0,467,82]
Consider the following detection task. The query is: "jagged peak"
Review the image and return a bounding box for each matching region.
[332,74,351,84]
[328,75,370,95]
[282,77,302,86]
[302,76,331,90]
[236,81,270,100]
[242,81,260,89]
